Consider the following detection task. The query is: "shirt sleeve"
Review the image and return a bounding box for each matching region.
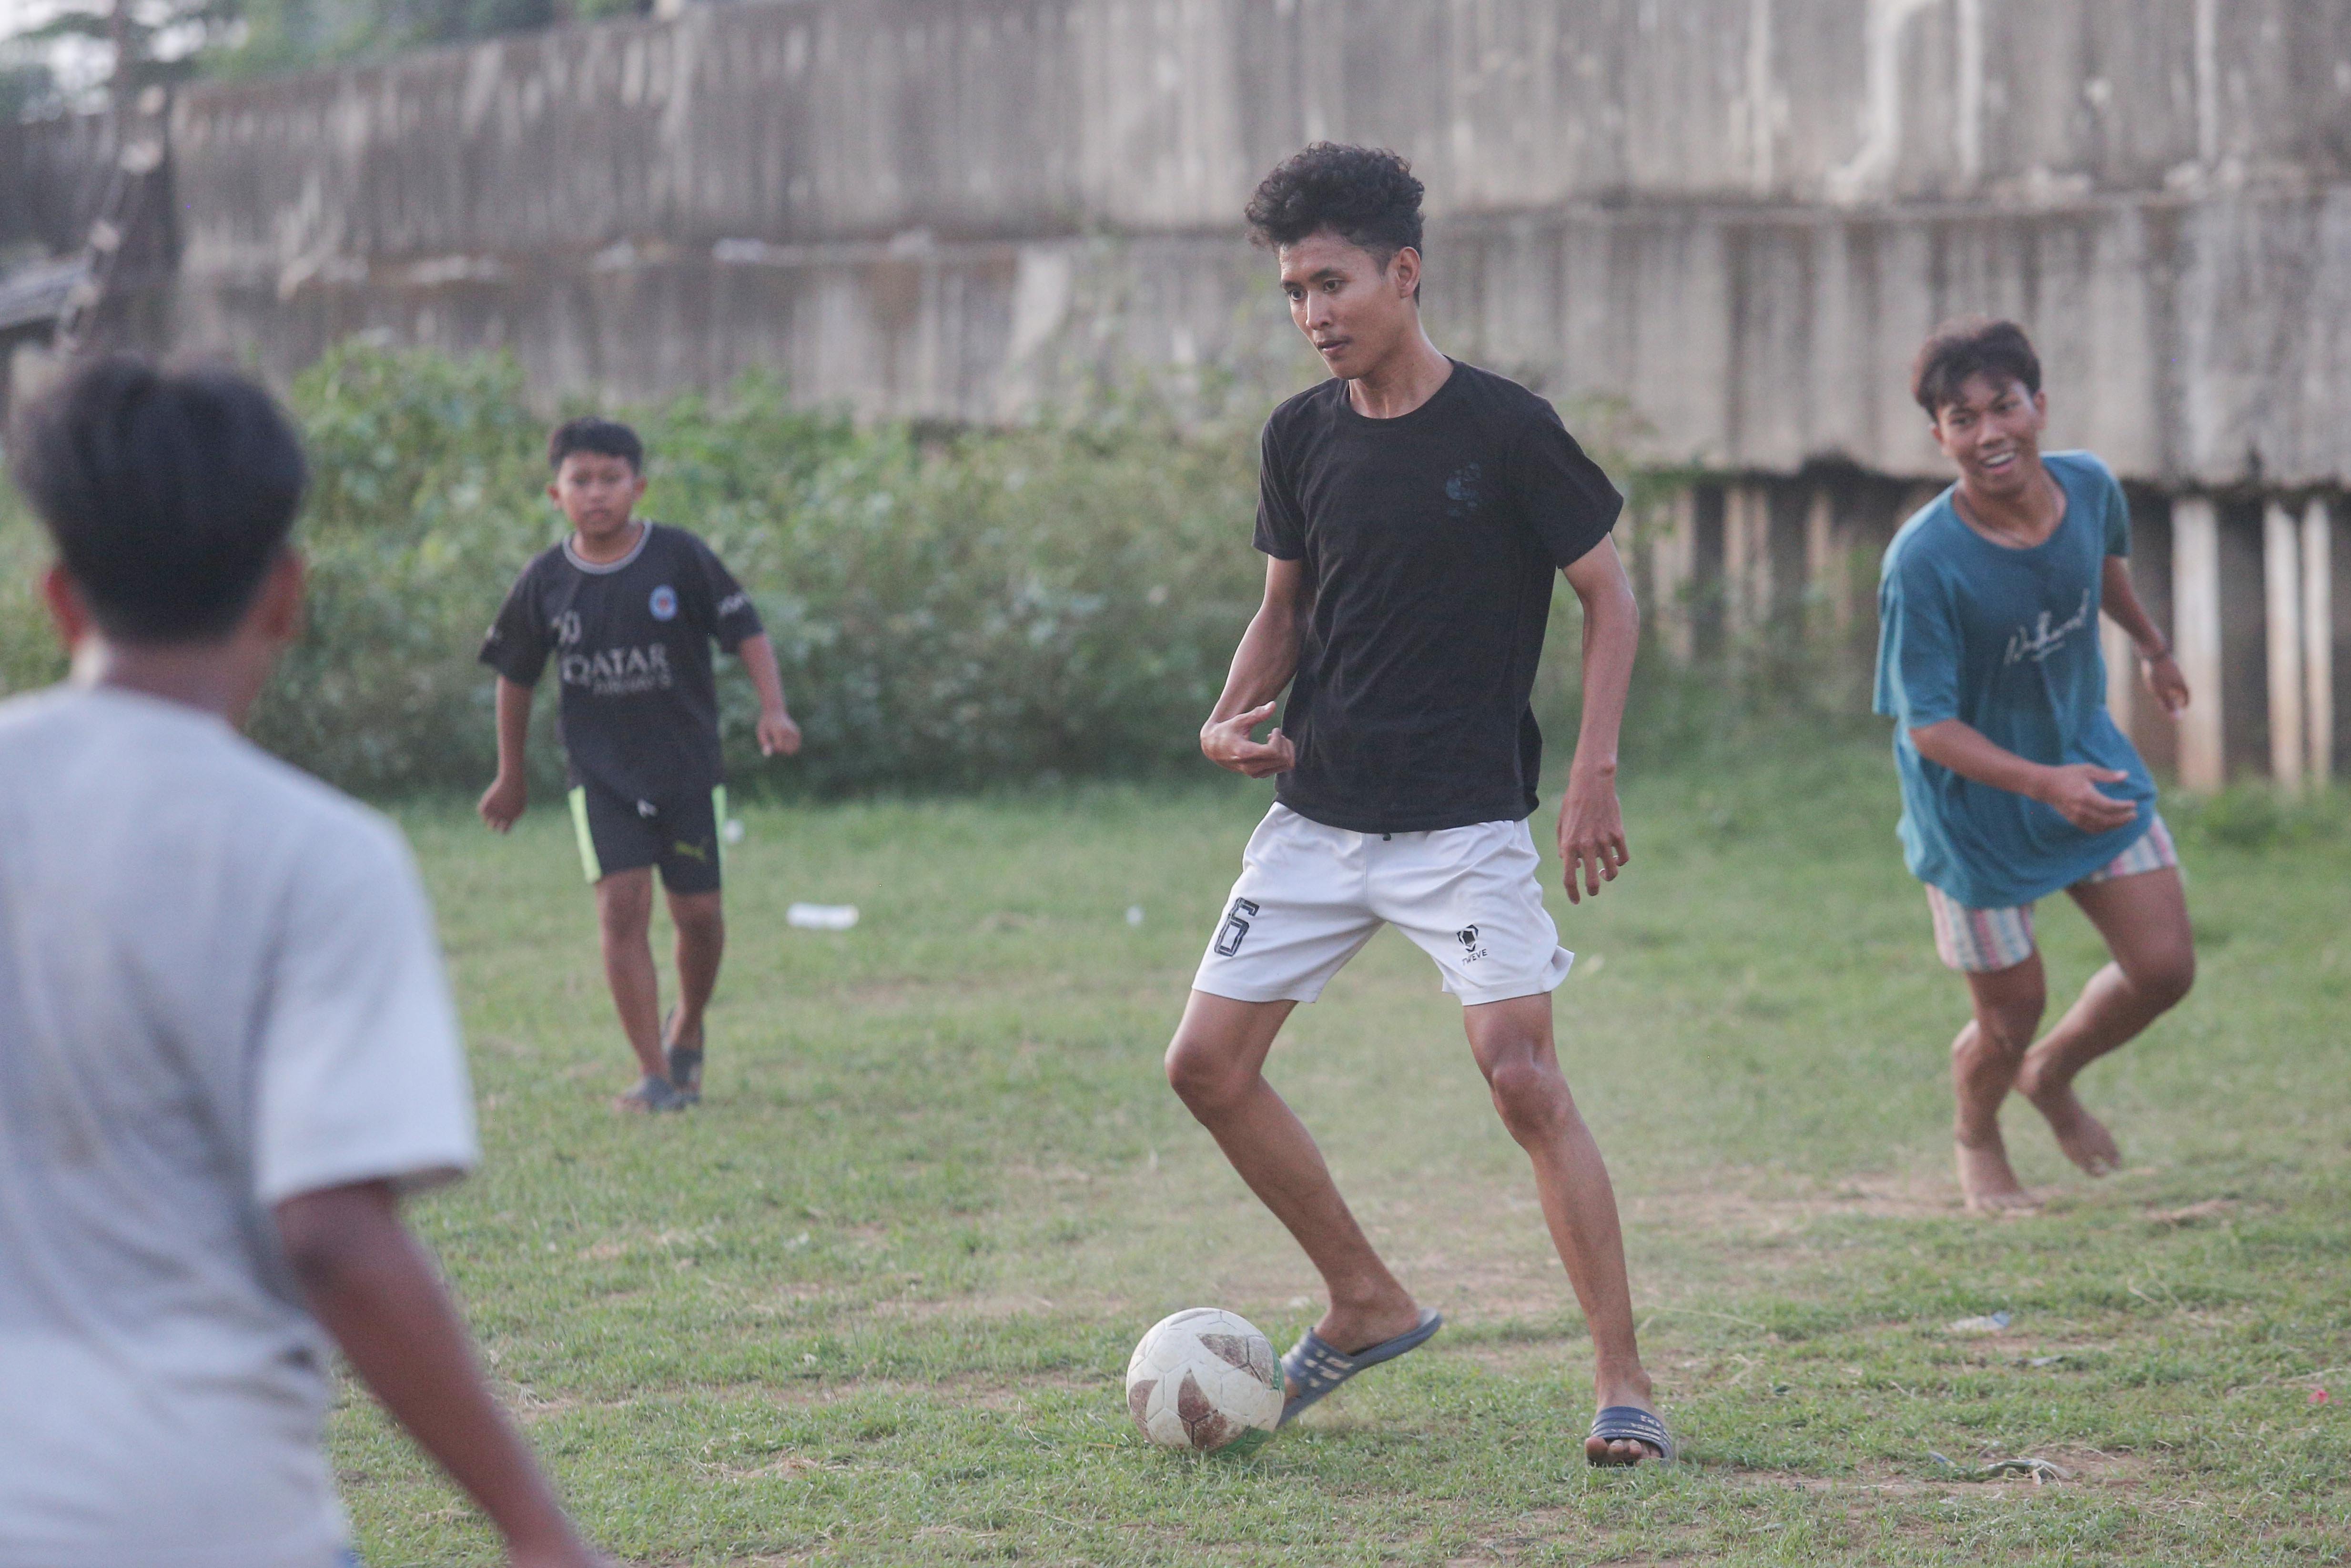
[1251,420,1307,561]
[1507,402,1624,568]
[477,562,552,686]
[1872,546,1963,729]
[689,535,765,652]
[252,812,479,1207]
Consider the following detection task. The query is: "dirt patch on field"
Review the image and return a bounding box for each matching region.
[505,1390,637,1423]
[1729,1444,2155,1498]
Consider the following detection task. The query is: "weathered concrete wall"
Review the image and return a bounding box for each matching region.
[0,111,117,255]
[97,0,2351,486]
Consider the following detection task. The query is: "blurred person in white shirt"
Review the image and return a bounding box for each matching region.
[0,356,602,1568]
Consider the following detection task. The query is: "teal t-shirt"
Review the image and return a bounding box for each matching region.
[1871,451,2157,908]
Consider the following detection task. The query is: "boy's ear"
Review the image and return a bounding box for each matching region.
[632,472,649,503]
[1388,246,1421,299]
[547,479,562,505]
[250,549,307,644]
[41,562,93,653]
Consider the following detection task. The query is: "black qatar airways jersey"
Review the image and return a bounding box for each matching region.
[479,522,764,803]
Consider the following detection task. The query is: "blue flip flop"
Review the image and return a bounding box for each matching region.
[1278,1307,1444,1426]
[1587,1404,1675,1464]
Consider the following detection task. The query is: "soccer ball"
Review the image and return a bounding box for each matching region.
[1124,1307,1284,1456]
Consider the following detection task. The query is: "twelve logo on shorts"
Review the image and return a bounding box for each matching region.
[1457,924,1488,965]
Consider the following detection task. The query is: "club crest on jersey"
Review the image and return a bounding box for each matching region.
[1445,463,1484,519]
[649,585,679,621]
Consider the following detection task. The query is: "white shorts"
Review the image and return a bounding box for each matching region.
[1191,805,1575,1007]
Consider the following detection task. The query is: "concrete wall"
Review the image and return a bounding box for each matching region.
[148,0,2351,486]
[0,111,117,256]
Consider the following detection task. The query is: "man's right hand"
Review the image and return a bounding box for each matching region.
[2035,763,2136,834]
[478,772,528,832]
[1201,701,1297,778]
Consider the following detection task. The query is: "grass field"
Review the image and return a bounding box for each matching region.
[344,744,2351,1565]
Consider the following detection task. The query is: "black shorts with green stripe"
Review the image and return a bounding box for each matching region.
[568,779,726,894]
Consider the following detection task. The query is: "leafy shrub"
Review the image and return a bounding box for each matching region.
[0,343,1270,795]
[1,342,1711,798]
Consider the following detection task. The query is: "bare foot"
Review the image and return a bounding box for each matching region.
[1284,1296,1424,1398]
[1956,1136,2039,1214]
[1585,1375,1666,1466]
[2017,1068,2122,1176]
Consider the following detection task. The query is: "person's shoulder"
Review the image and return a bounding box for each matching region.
[1882,490,1960,580]
[2043,449,2115,486]
[1448,360,1544,408]
[12,689,407,871]
[1263,378,1346,437]
[0,683,78,738]
[2045,449,2125,507]
[226,733,410,870]
[646,521,721,562]
[1443,361,1562,429]
[510,538,569,585]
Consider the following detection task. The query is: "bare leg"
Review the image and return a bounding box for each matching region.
[1951,955,2048,1212]
[665,889,725,1047]
[1164,991,1421,1368]
[2016,868,2194,1174]
[1460,994,1659,1465]
[594,868,666,1082]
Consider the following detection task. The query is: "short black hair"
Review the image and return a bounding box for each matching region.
[1245,142,1426,289]
[8,355,306,644]
[548,415,643,473]
[1912,317,2042,418]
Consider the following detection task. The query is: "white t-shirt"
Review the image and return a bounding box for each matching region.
[0,685,479,1568]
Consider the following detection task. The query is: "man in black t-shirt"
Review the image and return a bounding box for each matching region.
[478,417,801,1112]
[1167,146,1670,1465]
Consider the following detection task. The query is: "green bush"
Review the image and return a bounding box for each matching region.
[1,342,1723,798]
[1,344,1275,795]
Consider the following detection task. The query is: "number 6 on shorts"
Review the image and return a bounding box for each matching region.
[1214,898,1260,957]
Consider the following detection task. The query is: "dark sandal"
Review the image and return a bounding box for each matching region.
[1587,1404,1675,1464]
[662,1006,704,1104]
[1278,1308,1444,1426]
[615,1073,689,1113]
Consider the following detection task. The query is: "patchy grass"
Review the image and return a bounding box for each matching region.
[343,745,2351,1564]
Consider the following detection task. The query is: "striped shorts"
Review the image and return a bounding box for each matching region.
[1925,815,2179,973]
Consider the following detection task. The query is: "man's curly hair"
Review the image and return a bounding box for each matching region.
[1911,317,2042,419]
[1245,143,1426,292]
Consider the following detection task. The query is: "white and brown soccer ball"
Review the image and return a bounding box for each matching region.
[1124,1307,1283,1455]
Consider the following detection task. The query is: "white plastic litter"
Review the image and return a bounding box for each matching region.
[1125,904,1145,927]
[722,817,746,845]
[1946,1310,2013,1336]
[786,903,859,931]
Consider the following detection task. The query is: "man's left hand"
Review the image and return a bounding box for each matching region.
[757,709,803,757]
[2140,649,2189,718]
[1556,769,1629,905]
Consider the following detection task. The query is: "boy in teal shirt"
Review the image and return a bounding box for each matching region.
[1875,318,2196,1213]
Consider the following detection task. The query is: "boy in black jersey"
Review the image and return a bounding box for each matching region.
[478,418,800,1112]
[1168,146,1668,1464]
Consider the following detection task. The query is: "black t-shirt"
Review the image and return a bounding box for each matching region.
[1254,361,1621,833]
[479,522,765,802]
